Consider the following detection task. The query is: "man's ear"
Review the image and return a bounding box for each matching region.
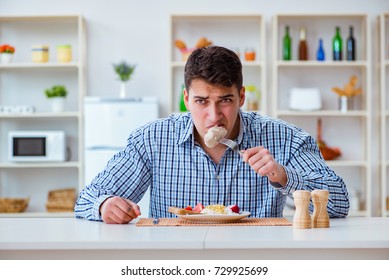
[183,88,189,110]
[239,86,246,107]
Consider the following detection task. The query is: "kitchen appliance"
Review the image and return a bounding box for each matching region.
[84,97,158,216]
[289,88,321,111]
[8,130,66,162]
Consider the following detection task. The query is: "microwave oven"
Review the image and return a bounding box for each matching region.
[8,131,66,162]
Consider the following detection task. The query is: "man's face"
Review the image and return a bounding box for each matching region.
[184,79,245,141]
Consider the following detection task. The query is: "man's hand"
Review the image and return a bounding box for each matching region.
[242,146,287,186]
[100,196,141,224]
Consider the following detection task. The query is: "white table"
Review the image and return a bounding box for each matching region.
[0,217,388,259]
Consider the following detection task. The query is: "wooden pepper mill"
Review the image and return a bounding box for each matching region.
[311,189,330,228]
[293,190,311,229]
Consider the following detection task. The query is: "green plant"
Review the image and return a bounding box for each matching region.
[113,61,136,82]
[45,85,67,98]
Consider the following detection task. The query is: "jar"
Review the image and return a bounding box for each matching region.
[57,45,72,63]
[32,45,49,63]
[244,48,256,61]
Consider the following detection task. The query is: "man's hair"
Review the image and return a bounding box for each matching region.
[184,46,243,92]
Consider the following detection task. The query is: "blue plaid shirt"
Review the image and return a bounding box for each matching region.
[75,111,349,220]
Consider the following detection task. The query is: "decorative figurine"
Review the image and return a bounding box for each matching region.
[331,75,362,113]
[174,37,213,61]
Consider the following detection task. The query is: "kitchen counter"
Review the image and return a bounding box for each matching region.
[0,217,388,259]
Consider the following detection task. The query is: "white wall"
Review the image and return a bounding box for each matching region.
[1,0,388,117]
[1,0,389,215]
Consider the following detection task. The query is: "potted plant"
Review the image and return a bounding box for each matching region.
[113,61,136,98]
[0,44,15,64]
[44,85,68,112]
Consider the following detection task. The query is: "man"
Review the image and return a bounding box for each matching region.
[75,46,349,224]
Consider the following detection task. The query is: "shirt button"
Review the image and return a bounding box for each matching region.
[216,175,220,180]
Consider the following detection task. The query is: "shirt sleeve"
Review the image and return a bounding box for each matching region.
[74,129,152,221]
[273,131,350,218]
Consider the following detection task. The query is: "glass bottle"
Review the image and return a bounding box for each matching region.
[346,26,356,61]
[283,25,292,60]
[179,84,187,112]
[316,38,325,61]
[332,26,343,61]
[298,27,308,60]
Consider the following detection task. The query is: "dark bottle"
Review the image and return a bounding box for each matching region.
[283,25,292,60]
[298,27,308,60]
[332,26,343,61]
[316,38,325,61]
[346,26,356,61]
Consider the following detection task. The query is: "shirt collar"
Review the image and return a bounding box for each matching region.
[236,110,244,144]
[177,113,194,145]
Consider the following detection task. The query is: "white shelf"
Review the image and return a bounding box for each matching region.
[0,62,81,69]
[326,160,368,167]
[379,13,389,217]
[169,14,266,115]
[0,212,74,218]
[276,110,368,117]
[0,15,86,217]
[171,61,263,68]
[276,61,368,67]
[0,162,81,168]
[273,13,372,216]
[0,112,81,118]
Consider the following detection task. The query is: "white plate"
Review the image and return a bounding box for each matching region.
[177,211,251,223]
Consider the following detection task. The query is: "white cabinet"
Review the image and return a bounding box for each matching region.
[0,15,86,216]
[272,14,372,216]
[379,13,389,217]
[169,14,266,115]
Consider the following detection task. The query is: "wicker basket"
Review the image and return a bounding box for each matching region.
[0,198,29,213]
[46,188,76,212]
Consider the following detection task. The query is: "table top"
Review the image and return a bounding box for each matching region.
[1,217,389,251]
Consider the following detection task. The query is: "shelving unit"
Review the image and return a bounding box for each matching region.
[0,15,86,217]
[273,14,372,217]
[169,14,266,115]
[379,13,389,217]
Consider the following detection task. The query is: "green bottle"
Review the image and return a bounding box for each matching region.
[283,25,292,60]
[332,26,343,61]
[179,84,187,112]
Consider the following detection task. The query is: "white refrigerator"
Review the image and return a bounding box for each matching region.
[84,97,158,216]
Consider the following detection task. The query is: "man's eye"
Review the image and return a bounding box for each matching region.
[195,99,205,104]
[221,98,232,103]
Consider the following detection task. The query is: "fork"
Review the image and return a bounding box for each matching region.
[219,138,243,155]
[219,138,275,176]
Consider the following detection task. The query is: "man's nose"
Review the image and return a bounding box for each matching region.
[208,103,222,122]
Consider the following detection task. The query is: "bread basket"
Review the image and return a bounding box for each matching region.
[0,198,29,213]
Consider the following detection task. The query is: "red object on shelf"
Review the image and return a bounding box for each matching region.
[316,118,341,160]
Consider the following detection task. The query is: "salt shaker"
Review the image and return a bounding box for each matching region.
[311,189,330,228]
[293,190,311,229]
